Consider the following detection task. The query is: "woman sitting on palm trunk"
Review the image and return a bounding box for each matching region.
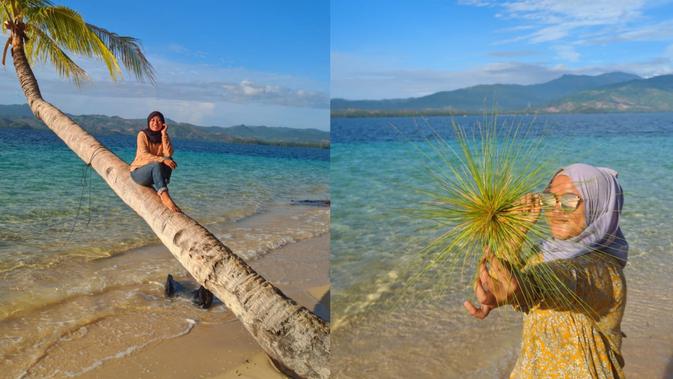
[129,111,181,212]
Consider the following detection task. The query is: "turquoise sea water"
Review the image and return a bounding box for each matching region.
[0,128,328,271]
[331,113,673,378]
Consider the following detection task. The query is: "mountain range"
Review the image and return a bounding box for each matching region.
[331,72,673,116]
[0,104,330,148]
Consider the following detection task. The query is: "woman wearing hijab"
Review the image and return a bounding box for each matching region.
[464,163,628,378]
[129,111,181,212]
[130,111,213,307]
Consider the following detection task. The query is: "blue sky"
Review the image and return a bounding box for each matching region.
[332,0,673,99]
[0,0,330,129]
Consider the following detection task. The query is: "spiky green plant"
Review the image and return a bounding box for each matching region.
[410,116,549,274]
[403,115,601,315]
[331,116,609,333]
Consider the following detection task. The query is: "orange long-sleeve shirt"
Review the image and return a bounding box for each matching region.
[129,131,174,171]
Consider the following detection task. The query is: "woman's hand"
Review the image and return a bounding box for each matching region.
[161,123,169,135]
[464,254,497,319]
[514,193,541,233]
[483,254,520,304]
[463,301,495,320]
[464,249,522,320]
[501,193,542,256]
[463,259,496,319]
[163,158,177,169]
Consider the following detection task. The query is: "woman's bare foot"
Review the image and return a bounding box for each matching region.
[159,190,182,212]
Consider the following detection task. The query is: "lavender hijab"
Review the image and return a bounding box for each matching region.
[540,163,628,266]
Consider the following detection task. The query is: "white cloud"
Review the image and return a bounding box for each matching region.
[166,43,207,59]
[3,52,329,109]
[1,75,328,109]
[457,0,494,7]
[331,56,570,99]
[598,56,673,77]
[152,99,216,125]
[0,51,329,129]
[462,0,672,45]
[488,50,540,57]
[553,45,580,62]
[501,0,645,25]
[602,19,673,42]
[332,51,673,99]
[332,1,673,100]
[0,81,329,129]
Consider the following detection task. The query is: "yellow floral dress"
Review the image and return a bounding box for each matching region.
[510,253,627,379]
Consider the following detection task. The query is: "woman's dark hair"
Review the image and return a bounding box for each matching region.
[147,111,165,127]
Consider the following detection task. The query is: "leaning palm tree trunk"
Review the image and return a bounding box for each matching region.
[11,39,329,379]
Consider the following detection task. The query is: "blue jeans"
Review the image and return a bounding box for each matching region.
[131,162,172,193]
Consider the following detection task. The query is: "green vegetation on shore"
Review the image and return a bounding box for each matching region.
[0,104,330,148]
[331,72,673,117]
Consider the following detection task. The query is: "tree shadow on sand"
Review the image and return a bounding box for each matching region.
[664,354,673,379]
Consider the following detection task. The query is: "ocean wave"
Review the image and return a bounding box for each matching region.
[0,219,328,324]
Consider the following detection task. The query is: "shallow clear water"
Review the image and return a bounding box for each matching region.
[0,128,328,272]
[331,113,673,378]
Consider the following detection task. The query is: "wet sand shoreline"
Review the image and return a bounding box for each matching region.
[81,233,330,379]
[2,204,329,379]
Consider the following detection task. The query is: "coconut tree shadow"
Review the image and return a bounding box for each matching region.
[664,354,673,379]
[313,289,330,323]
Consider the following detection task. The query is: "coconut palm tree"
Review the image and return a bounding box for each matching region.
[1,1,328,378]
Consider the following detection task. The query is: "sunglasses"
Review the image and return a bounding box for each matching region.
[539,192,582,213]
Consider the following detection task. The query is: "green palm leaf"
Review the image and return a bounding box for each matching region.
[86,23,155,84]
[24,25,87,84]
[3,0,154,85]
[24,5,121,79]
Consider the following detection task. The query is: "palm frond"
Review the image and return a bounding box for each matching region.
[1,2,14,25]
[4,2,155,85]
[86,23,155,84]
[24,25,87,85]
[25,5,121,80]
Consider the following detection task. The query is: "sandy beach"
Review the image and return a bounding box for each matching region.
[77,234,330,379]
[2,205,329,379]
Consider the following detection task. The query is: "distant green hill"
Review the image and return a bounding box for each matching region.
[543,75,673,113]
[331,72,646,116]
[0,104,330,148]
[0,103,35,117]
